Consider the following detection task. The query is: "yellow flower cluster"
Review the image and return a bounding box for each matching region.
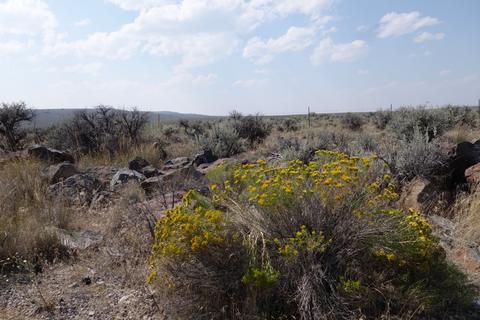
[275,225,330,259]
[150,190,226,258]
[220,150,397,214]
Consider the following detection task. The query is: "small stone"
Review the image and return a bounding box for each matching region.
[82,277,92,285]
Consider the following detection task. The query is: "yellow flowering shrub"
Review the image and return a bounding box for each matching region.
[149,190,226,260]
[148,150,473,319]
[274,225,330,259]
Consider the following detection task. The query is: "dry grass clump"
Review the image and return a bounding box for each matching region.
[148,151,473,319]
[0,159,72,272]
[77,143,167,169]
[454,190,480,245]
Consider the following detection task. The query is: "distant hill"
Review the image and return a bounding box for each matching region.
[30,108,216,128]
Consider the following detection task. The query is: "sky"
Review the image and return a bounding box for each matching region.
[0,0,479,115]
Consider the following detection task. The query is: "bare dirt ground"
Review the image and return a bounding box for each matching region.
[0,193,168,320]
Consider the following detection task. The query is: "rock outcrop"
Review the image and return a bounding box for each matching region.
[47,162,79,184]
[110,169,146,191]
[49,174,102,205]
[465,163,480,190]
[128,157,150,172]
[28,144,75,164]
[447,140,480,189]
[399,176,451,215]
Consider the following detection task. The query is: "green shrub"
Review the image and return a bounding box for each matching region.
[389,107,450,141]
[148,151,473,319]
[372,110,393,130]
[232,113,271,146]
[341,113,364,131]
[200,123,245,158]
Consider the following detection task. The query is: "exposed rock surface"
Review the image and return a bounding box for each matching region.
[141,165,162,178]
[196,158,236,174]
[28,144,75,164]
[47,162,79,184]
[110,169,146,191]
[162,157,191,171]
[128,157,150,172]
[465,163,480,190]
[429,215,480,284]
[447,140,480,189]
[400,176,452,215]
[193,150,217,167]
[49,174,102,205]
[48,227,103,250]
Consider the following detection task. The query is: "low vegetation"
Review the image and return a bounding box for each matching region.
[148,151,473,319]
[1,102,480,318]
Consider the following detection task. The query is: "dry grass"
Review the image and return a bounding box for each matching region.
[77,143,166,169]
[0,159,73,270]
[455,190,480,245]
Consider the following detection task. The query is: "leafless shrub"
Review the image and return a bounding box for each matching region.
[46,106,148,156]
[0,101,34,151]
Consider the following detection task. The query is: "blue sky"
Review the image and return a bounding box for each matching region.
[0,0,479,115]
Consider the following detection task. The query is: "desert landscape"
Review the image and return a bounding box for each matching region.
[1,103,480,319]
[1,0,480,319]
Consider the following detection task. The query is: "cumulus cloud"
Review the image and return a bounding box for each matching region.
[232,78,268,87]
[0,0,57,36]
[64,62,103,76]
[310,37,368,65]
[43,0,334,70]
[74,18,91,28]
[414,32,445,43]
[377,11,440,38]
[243,26,316,64]
[0,39,32,55]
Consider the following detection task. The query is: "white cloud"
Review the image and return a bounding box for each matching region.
[232,78,268,87]
[243,26,316,64]
[165,72,218,86]
[414,32,444,43]
[64,62,103,76]
[74,18,91,28]
[357,69,369,75]
[439,69,451,76]
[310,37,368,65]
[357,25,368,32]
[377,11,440,38]
[0,0,57,36]
[106,0,168,11]
[42,0,334,71]
[0,39,31,55]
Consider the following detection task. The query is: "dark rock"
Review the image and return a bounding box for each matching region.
[84,166,118,188]
[141,165,162,178]
[47,162,79,184]
[141,166,206,196]
[82,277,92,286]
[90,190,115,209]
[162,157,192,171]
[193,150,217,167]
[28,144,74,164]
[128,157,150,172]
[447,140,480,189]
[110,169,146,191]
[49,174,102,205]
